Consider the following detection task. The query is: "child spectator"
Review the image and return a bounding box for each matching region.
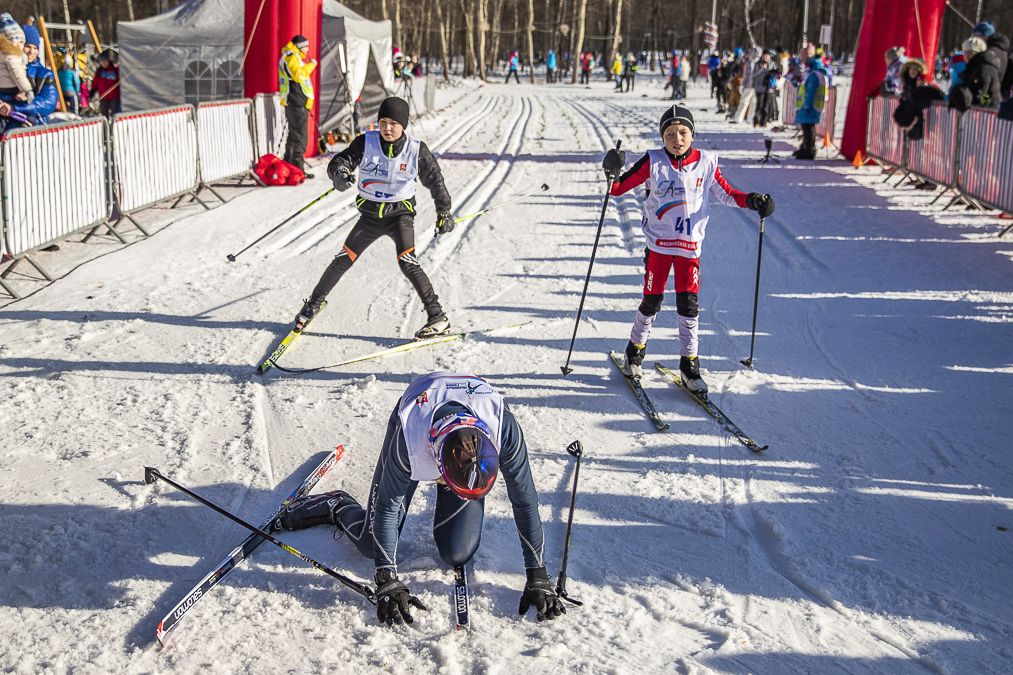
[0,14,32,104]
[57,57,81,115]
[92,50,120,118]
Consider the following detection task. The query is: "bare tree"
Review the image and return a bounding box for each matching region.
[608,0,623,68]
[569,0,587,83]
[461,0,476,77]
[477,0,489,80]
[744,0,756,48]
[487,0,504,71]
[526,0,535,82]
[436,0,451,80]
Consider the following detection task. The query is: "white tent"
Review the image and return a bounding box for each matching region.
[117,0,393,117]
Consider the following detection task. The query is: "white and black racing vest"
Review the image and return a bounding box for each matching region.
[396,372,504,482]
[641,149,720,259]
[357,131,420,202]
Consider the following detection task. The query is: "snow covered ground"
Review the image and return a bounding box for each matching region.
[2,73,1013,674]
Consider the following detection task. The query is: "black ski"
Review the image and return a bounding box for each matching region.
[156,446,344,644]
[608,351,670,431]
[654,363,768,452]
[453,564,471,630]
[256,302,327,375]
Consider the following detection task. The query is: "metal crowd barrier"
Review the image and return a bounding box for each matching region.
[865,95,905,169]
[780,80,837,143]
[957,108,1013,217]
[196,99,261,202]
[902,101,960,199]
[253,93,288,159]
[0,118,112,299]
[111,104,207,235]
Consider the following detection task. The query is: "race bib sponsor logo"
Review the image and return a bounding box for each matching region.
[656,239,699,251]
[415,392,428,405]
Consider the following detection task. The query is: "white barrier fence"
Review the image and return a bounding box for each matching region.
[197,99,257,186]
[253,93,288,159]
[112,105,202,216]
[781,80,838,142]
[0,119,111,298]
[864,95,1013,224]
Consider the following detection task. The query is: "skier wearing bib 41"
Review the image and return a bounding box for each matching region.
[602,105,774,393]
[297,96,454,339]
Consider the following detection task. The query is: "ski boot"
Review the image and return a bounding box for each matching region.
[295,297,324,330]
[621,341,646,379]
[271,490,361,532]
[415,312,451,340]
[680,355,708,395]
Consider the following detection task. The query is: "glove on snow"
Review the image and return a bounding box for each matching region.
[332,167,353,192]
[518,567,566,622]
[436,212,455,235]
[602,148,626,180]
[747,192,775,218]
[374,569,427,627]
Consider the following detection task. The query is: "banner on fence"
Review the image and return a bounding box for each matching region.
[197,99,256,185]
[1,118,110,259]
[112,105,199,214]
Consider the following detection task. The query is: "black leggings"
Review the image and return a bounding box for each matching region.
[310,213,442,317]
[337,407,485,567]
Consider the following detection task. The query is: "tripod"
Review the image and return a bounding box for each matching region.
[396,72,422,125]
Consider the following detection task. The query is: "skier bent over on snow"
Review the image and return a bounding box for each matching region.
[602,104,774,394]
[296,96,455,339]
[273,372,565,626]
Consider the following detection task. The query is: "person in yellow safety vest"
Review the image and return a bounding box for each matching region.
[611,53,623,90]
[279,35,317,177]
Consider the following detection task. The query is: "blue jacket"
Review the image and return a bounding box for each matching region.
[58,67,80,94]
[509,54,519,70]
[1,58,58,127]
[547,51,556,69]
[794,56,829,125]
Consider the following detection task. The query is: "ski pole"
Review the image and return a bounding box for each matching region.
[740,215,765,369]
[555,440,584,606]
[226,188,335,262]
[452,183,550,224]
[561,140,621,376]
[143,466,376,604]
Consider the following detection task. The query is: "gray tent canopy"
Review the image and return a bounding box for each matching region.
[118,0,393,117]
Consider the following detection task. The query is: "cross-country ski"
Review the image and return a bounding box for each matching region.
[3,14,1013,672]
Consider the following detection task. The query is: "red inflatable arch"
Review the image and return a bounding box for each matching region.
[841,0,947,160]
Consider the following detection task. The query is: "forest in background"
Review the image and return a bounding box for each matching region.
[2,0,1011,79]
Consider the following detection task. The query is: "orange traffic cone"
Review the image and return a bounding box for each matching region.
[822,132,832,147]
[852,150,865,168]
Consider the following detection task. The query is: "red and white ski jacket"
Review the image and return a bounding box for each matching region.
[611,147,748,259]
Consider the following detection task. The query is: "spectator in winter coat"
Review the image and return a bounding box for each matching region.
[506,51,520,83]
[899,58,928,100]
[880,46,907,95]
[733,47,763,123]
[57,58,81,115]
[580,52,592,84]
[546,49,556,83]
[950,36,1002,111]
[0,25,57,135]
[707,51,721,95]
[0,15,31,105]
[794,45,830,160]
[611,53,623,89]
[753,52,780,127]
[92,50,120,118]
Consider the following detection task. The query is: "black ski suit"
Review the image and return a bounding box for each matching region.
[309,133,452,318]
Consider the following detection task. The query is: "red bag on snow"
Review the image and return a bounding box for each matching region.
[265,162,291,186]
[285,164,306,186]
[254,154,306,186]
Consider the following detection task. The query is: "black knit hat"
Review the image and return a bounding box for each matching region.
[659,104,695,136]
[292,35,309,49]
[377,97,410,128]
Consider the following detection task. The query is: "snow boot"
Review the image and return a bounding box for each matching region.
[680,355,708,395]
[415,312,451,340]
[622,341,646,379]
[295,297,324,328]
[272,490,361,532]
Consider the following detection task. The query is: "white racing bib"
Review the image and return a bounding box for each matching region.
[641,149,721,259]
[396,372,504,482]
[357,131,420,202]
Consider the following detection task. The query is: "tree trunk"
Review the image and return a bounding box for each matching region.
[488,0,504,71]
[744,0,756,48]
[526,0,536,82]
[608,0,623,68]
[381,0,389,20]
[394,0,402,49]
[477,0,488,80]
[436,0,451,80]
[460,0,476,77]
[570,0,587,82]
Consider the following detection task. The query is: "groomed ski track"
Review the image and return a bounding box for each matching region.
[2,74,1013,674]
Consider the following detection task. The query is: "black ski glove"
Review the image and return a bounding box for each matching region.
[436,212,455,235]
[518,567,566,622]
[331,167,353,192]
[746,192,775,218]
[374,569,427,626]
[602,148,626,180]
